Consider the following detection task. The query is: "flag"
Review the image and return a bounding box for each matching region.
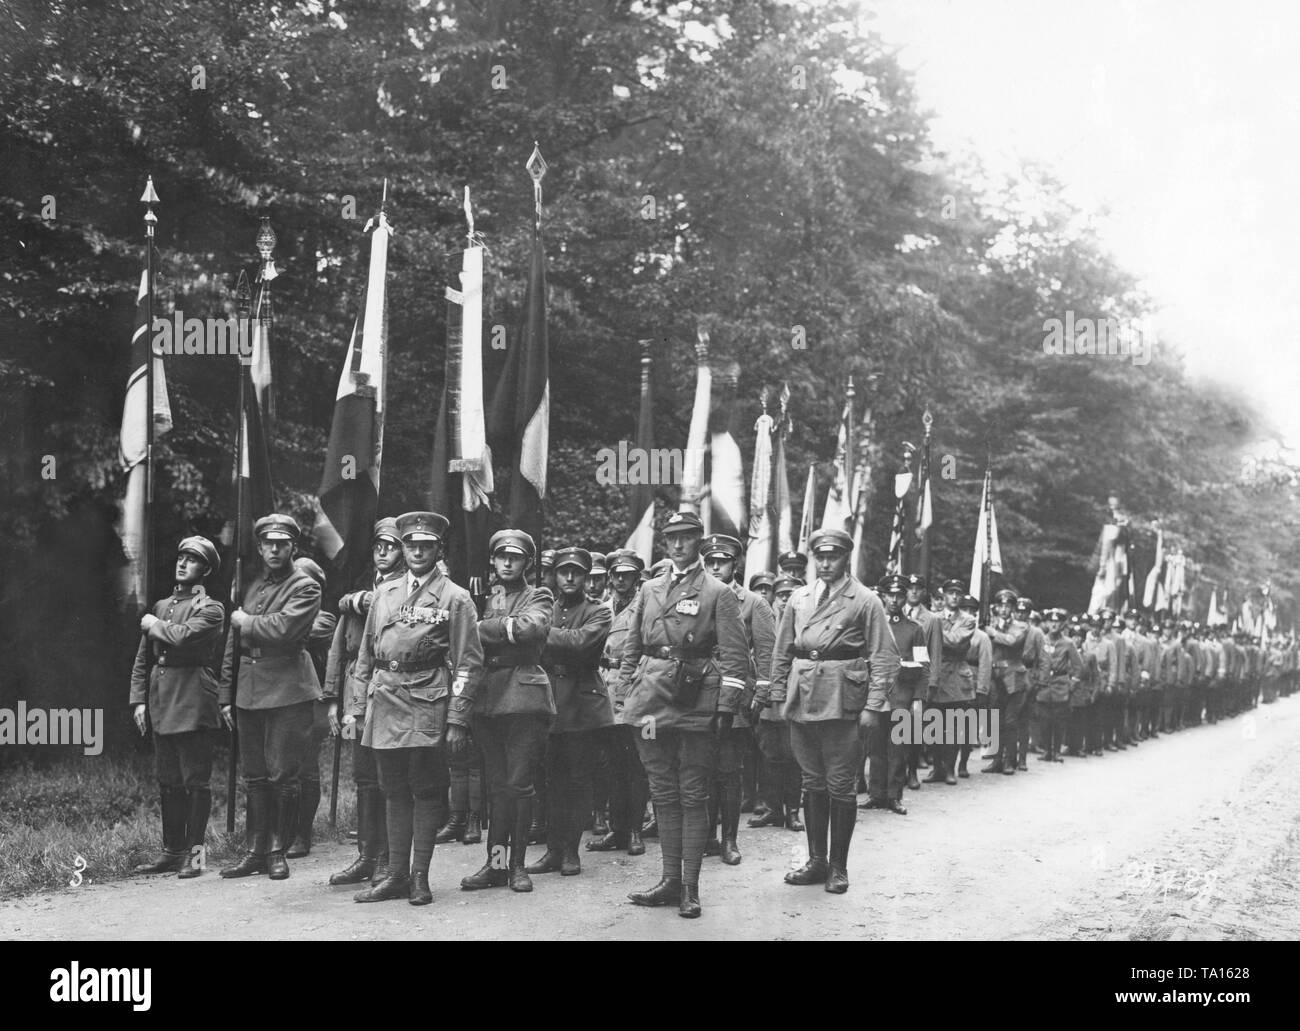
[796,464,816,583]
[1207,588,1224,627]
[679,329,712,516]
[313,210,390,592]
[624,342,656,565]
[432,238,494,594]
[969,468,1003,611]
[1143,524,1165,610]
[745,398,776,577]
[232,279,275,595]
[849,411,873,582]
[886,446,914,575]
[708,362,746,539]
[117,268,173,609]
[913,424,933,586]
[488,226,548,542]
[773,384,793,558]
[820,382,854,533]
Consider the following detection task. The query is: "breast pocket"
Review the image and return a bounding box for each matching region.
[842,668,870,710]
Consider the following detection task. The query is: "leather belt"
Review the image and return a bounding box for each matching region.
[644,646,712,661]
[378,656,444,673]
[548,664,599,677]
[486,655,533,668]
[155,656,203,668]
[792,647,860,661]
[241,646,301,660]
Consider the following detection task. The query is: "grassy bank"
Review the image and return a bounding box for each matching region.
[0,742,357,899]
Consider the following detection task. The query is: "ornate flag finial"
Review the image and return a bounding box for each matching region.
[256,216,278,282]
[526,142,548,230]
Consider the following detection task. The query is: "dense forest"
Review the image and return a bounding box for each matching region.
[2,0,1296,746]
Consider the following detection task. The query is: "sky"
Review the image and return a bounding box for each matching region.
[866,0,1300,451]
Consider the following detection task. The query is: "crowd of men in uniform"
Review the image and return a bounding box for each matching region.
[129,511,1299,917]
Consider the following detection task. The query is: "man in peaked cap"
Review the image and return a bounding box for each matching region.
[586,551,609,606]
[219,514,323,881]
[459,528,554,894]
[327,518,406,887]
[1036,608,1081,762]
[618,509,750,917]
[773,575,803,621]
[528,547,612,876]
[592,548,650,856]
[700,532,775,866]
[985,588,1025,774]
[924,578,976,786]
[749,571,776,609]
[288,556,337,859]
[766,527,900,895]
[130,536,226,878]
[346,511,483,906]
[1012,596,1047,769]
[959,594,992,777]
[902,572,943,789]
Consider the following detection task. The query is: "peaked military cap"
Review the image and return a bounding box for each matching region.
[809,527,852,554]
[293,556,327,587]
[778,550,807,571]
[177,535,220,575]
[877,573,907,593]
[941,578,966,593]
[904,572,928,589]
[373,517,401,545]
[702,534,743,559]
[748,570,776,591]
[959,594,980,610]
[490,528,535,560]
[588,551,608,575]
[540,549,557,569]
[607,549,646,574]
[397,511,449,542]
[993,588,1018,604]
[663,510,704,535]
[774,575,804,593]
[553,547,592,573]
[1043,607,1069,621]
[255,514,300,541]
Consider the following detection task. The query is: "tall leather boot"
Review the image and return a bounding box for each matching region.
[461,798,510,890]
[221,784,270,877]
[824,798,856,894]
[562,794,584,876]
[784,791,829,885]
[370,788,390,884]
[288,781,320,858]
[510,797,534,892]
[528,790,546,845]
[783,768,805,831]
[267,787,298,880]
[134,786,188,874]
[720,780,742,865]
[435,810,468,844]
[704,787,722,857]
[526,798,565,874]
[330,788,377,885]
[177,787,211,879]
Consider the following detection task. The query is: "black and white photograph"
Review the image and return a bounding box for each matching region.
[0,0,1295,982]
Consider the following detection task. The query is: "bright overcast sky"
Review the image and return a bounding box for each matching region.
[867,0,1300,450]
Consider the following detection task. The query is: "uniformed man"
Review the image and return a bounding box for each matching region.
[700,533,774,865]
[777,549,808,584]
[1014,597,1046,769]
[1097,609,1130,750]
[958,594,991,777]
[327,519,406,886]
[540,549,558,597]
[1156,618,1180,734]
[1036,608,1081,761]
[903,572,943,788]
[751,570,805,832]
[766,527,901,895]
[924,579,976,785]
[586,551,609,606]
[219,514,322,880]
[289,556,337,858]
[1085,613,1113,754]
[862,573,928,814]
[749,571,776,609]
[528,547,612,876]
[618,510,749,917]
[130,536,226,878]
[1066,613,1098,756]
[985,589,1026,774]
[344,511,483,905]
[590,548,648,856]
[460,529,554,893]
[773,575,803,620]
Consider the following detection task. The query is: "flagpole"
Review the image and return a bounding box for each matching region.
[981,468,993,626]
[140,176,159,608]
[916,409,933,589]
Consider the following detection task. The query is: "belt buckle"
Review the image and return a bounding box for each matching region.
[809,650,821,660]
[388,660,399,672]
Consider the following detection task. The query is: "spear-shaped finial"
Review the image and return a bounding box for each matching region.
[140,175,159,237]
[256,216,278,282]
[526,141,547,231]
[695,324,710,362]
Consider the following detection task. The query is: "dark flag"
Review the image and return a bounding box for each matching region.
[313,209,390,592]
[624,340,656,565]
[912,411,934,588]
[233,279,274,594]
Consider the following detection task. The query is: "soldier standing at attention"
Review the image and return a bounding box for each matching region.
[327,519,406,887]
[1016,598,1047,769]
[958,594,991,778]
[460,530,554,894]
[131,536,226,878]
[749,571,776,609]
[903,573,942,789]
[219,515,322,880]
[619,511,749,917]
[591,548,648,856]
[924,579,976,785]
[529,547,612,876]
[288,556,336,859]
[1036,609,1082,762]
[767,528,900,895]
[346,511,483,906]
[985,589,1026,775]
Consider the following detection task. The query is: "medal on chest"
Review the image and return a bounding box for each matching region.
[675,598,699,616]
[399,604,449,626]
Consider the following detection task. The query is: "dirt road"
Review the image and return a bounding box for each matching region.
[4,698,1298,941]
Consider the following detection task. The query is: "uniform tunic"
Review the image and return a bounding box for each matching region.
[930,608,977,704]
[604,595,639,723]
[544,594,613,733]
[131,584,224,734]
[219,567,323,709]
[466,583,555,719]
[352,569,483,749]
[729,580,775,730]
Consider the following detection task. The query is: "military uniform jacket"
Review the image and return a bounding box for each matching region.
[618,563,749,733]
[1156,638,1180,687]
[352,570,483,748]
[1102,632,1134,696]
[885,613,928,708]
[968,628,992,695]
[543,593,613,734]
[130,585,225,734]
[930,608,977,703]
[1176,644,1196,687]
[767,576,901,722]
[604,594,638,724]
[1133,632,1159,690]
[1038,634,1082,703]
[470,583,555,719]
[1023,624,1048,696]
[219,567,323,710]
[988,618,1030,693]
[729,580,775,729]
[905,603,943,694]
[324,571,405,713]
[1074,640,1101,706]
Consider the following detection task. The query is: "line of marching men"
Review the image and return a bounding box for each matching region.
[129,512,1298,917]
